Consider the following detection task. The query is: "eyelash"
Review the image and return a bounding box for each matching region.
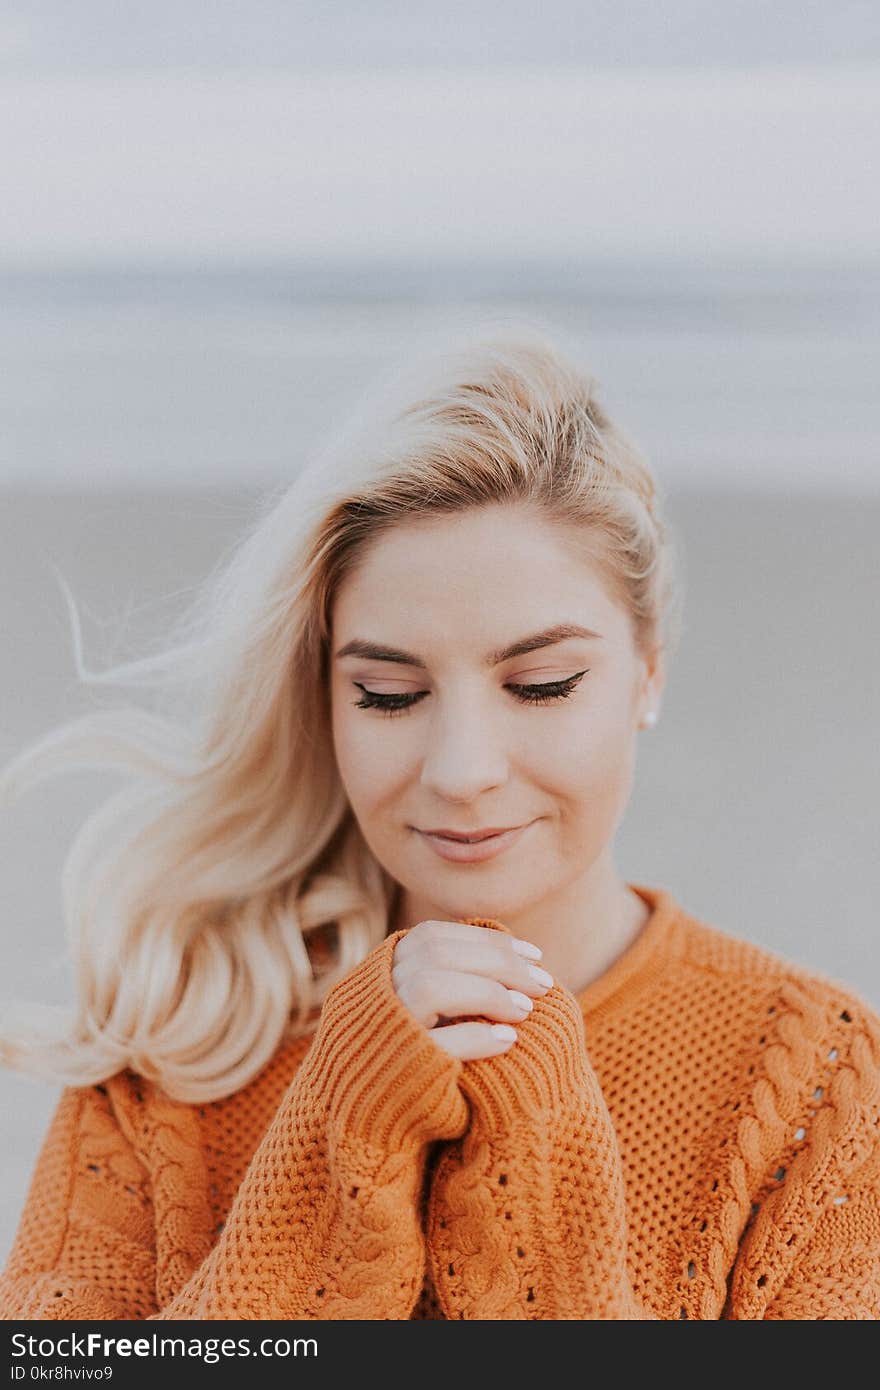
[351,669,590,718]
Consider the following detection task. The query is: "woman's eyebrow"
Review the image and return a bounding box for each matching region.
[334,623,604,670]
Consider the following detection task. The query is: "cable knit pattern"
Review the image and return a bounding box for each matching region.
[1,884,878,1320]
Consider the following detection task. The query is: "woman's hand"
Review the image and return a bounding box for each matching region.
[391,919,554,1060]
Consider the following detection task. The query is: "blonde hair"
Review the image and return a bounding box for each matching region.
[0,322,685,1102]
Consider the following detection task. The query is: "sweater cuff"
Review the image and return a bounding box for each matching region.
[456,915,593,1127]
[459,983,595,1127]
[303,929,469,1151]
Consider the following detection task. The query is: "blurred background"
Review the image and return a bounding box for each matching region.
[1,2,879,1262]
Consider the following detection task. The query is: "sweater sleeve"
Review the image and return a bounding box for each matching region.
[759,1176,880,1319]
[422,918,654,1319]
[728,1003,880,1320]
[0,930,470,1320]
[0,1081,158,1319]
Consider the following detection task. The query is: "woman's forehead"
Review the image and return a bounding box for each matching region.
[337,509,609,595]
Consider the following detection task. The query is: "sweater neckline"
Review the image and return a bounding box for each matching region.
[574,881,682,1020]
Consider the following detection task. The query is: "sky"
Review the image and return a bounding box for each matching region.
[1,3,879,266]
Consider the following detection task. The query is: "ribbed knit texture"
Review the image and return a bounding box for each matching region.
[2,884,878,1320]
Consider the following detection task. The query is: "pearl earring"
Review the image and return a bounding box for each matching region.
[642,710,658,729]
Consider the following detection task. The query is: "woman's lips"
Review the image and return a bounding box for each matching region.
[416,822,532,863]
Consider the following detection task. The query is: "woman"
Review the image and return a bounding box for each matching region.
[0,328,877,1320]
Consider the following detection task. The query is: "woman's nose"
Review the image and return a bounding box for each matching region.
[418,705,508,799]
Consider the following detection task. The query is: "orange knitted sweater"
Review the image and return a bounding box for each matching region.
[1,883,879,1321]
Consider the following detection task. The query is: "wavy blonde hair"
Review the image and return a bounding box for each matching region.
[0,321,685,1102]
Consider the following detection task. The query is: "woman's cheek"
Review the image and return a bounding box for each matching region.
[566,720,635,817]
[330,702,372,805]
[334,711,409,812]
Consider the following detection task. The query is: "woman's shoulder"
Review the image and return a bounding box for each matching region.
[97,1026,318,1131]
[672,898,880,1064]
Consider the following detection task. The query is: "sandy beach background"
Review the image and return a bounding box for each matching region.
[1,267,878,1263]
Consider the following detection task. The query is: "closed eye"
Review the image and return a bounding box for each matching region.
[351,669,590,718]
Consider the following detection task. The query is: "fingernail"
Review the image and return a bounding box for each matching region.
[527,964,554,988]
[511,938,543,959]
[490,1024,517,1041]
[507,989,533,1013]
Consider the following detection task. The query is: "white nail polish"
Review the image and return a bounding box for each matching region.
[491,1024,517,1041]
[511,938,542,959]
[527,964,554,988]
[507,990,534,1013]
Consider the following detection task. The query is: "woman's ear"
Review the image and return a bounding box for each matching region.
[636,644,665,728]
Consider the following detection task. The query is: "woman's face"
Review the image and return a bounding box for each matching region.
[329,503,663,926]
